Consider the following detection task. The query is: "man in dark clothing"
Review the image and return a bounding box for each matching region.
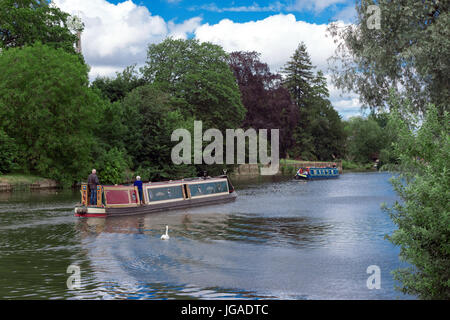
[134,176,143,204]
[88,169,100,205]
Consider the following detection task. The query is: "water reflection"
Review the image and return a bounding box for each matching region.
[76,212,334,249]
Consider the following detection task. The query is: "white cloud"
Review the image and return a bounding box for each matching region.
[195,14,336,73]
[195,14,361,118]
[52,0,201,79]
[168,17,203,39]
[52,1,361,117]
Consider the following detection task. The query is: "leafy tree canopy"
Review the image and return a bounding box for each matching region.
[281,42,315,109]
[142,38,246,131]
[0,0,80,54]
[0,42,105,184]
[120,84,197,181]
[344,116,385,163]
[228,51,299,157]
[282,43,346,160]
[328,0,450,114]
[385,103,449,299]
[91,64,145,103]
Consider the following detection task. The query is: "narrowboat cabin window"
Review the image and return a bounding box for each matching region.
[147,185,184,202]
[189,181,229,198]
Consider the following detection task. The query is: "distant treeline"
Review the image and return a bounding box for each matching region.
[0,1,397,186]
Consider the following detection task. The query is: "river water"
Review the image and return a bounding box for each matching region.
[0,172,414,300]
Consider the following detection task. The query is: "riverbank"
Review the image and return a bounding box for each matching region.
[341,160,377,172]
[0,174,59,191]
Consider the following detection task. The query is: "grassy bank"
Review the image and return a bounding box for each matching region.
[0,173,59,191]
[341,160,376,172]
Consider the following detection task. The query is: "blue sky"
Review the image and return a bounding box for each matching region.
[53,0,361,118]
[107,0,354,25]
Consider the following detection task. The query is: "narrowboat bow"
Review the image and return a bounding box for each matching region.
[75,175,237,218]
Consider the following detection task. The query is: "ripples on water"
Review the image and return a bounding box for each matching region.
[0,173,414,300]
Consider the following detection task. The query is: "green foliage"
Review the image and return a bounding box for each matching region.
[328,0,449,114]
[0,129,18,173]
[306,71,346,160]
[384,104,450,299]
[341,159,359,170]
[283,46,346,160]
[94,147,131,185]
[344,116,386,163]
[94,100,129,152]
[0,42,105,185]
[282,42,314,108]
[341,159,373,171]
[121,84,197,181]
[0,0,80,54]
[142,38,246,131]
[91,65,145,103]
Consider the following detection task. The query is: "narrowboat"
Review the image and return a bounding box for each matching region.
[74,175,237,218]
[295,167,339,180]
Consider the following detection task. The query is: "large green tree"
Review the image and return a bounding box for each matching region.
[0,0,80,53]
[120,84,197,181]
[91,65,145,103]
[0,42,104,184]
[307,71,346,160]
[228,51,299,157]
[141,38,246,132]
[344,116,385,163]
[282,42,314,110]
[384,104,449,299]
[283,44,346,160]
[328,0,449,114]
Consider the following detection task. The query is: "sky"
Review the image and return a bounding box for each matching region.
[52,0,362,119]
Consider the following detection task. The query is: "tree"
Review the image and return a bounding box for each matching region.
[384,104,449,299]
[94,147,131,185]
[120,84,197,181]
[0,0,80,54]
[344,116,385,163]
[141,38,246,132]
[282,44,346,160]
[369,111,399,167]
[228,51,299,157]
[328,0,450,114]
[0,129,17,173]
[281,42,314,110]
[91,65,145,103]
[307,71,346,160]
[0,42,104,184]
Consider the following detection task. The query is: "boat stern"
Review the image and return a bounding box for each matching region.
[74,206,107,218]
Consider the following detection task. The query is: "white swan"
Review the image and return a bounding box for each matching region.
[161,225,170,240]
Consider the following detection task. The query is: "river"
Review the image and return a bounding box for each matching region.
[0,172,414,300]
